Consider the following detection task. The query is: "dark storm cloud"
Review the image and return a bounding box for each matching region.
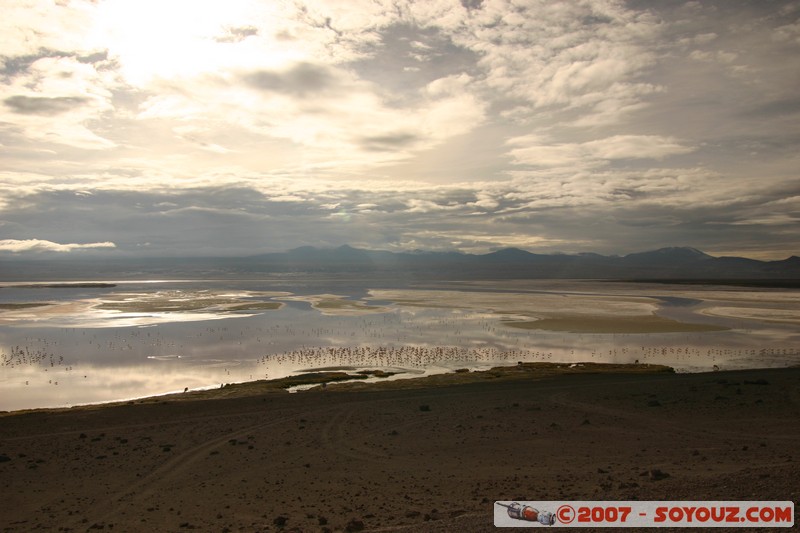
[0,186,397,256]
[242,62,339,97]
[4,95,91,115]
[0,188,271,256]
[3,173,798,258]
[594,180,800,255]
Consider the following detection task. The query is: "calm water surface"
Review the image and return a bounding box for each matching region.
[1,278,798,410]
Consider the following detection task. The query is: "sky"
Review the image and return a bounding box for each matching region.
[1,0,799,260]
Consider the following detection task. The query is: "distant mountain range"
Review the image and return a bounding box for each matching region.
[244,245,800,281]
[1,246,799,282]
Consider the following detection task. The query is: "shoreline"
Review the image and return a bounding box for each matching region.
[1,359,789,417]
[1,364,797,532]
[1,361,677,416]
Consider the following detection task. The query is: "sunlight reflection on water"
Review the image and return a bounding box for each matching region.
[1,279,799,410]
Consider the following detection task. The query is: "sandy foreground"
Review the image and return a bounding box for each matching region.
[1,365,798,532]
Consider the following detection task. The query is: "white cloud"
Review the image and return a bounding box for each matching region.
[132,60,486,171]
[0,239,116,253]
[440,0,662,126]
[506,137,591,169]
[507,134,693,168]
[0,55,119,149]
[0,1,798,259]
[425,73,473,97]
[689,50,738,64]
[404,198,461,213]
[583,135,694,160]
[683,32,719,46]
[0,0,96,58]
[773,21,800,44]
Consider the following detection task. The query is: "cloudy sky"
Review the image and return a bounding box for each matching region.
[1,0,799,259]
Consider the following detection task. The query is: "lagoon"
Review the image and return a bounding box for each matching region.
[1,277,798,411]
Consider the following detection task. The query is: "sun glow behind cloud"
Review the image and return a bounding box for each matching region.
[89,0,288,84]
[0,0,798,259]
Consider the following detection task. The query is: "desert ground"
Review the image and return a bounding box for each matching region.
[1,364,798,532]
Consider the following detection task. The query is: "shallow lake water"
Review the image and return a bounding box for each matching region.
[1,278,799,411]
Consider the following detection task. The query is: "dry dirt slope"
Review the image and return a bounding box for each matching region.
[1,367,798,532]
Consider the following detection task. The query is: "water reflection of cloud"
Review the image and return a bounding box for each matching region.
[0,362,265,411]
[274,293,391,315]
[370,288,660,318]
[700,306,800,325]
[6,309,255,328]
[1,288,295,324]
[2,281,800,410]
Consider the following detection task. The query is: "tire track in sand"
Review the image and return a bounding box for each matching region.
[81,405,337,528]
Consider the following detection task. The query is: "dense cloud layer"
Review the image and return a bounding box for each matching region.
[0,0,798,259]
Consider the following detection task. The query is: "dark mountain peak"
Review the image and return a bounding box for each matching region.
[670,246,710,258]
[8,245,800,282]
[288,244,365,258]
[289,245,317,253]
[486,247,534,259]
[408,249,465,257]
[286,245,320,259]
[334,244,373,258]
[625,247,712,262]
[655,246,709,257]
